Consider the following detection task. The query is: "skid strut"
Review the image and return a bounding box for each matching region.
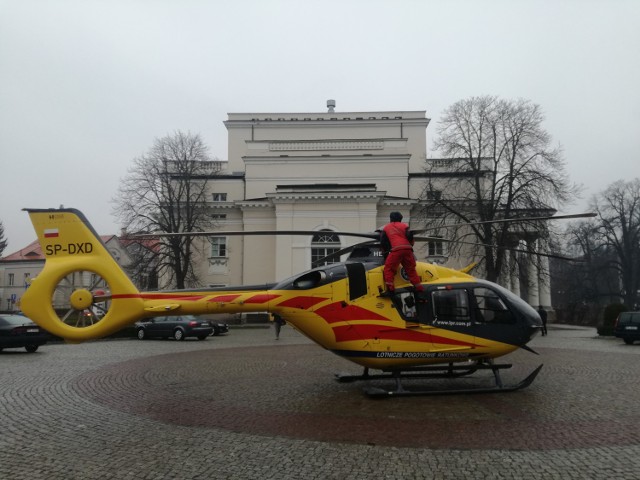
[335,362,543,398]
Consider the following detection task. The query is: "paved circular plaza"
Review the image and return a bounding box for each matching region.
[2,325,640,479]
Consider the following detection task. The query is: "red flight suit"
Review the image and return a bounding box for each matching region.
[381,221,423,292]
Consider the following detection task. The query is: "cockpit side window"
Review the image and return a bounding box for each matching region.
[431,289,471,322]
[473,287,515,324]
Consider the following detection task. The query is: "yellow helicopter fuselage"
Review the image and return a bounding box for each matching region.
[20,208,537,371]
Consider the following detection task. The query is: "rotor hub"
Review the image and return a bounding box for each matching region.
[70,289,94,310]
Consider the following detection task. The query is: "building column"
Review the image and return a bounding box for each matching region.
[527,238,540,307]
[500,252,512,291]
[510,249,520,297]
[538,242,552,309]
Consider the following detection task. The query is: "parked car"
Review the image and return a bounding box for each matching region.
[614,311,640,345]
[0,314,49,353]
[210,320,229,336]
[135,315,213,341]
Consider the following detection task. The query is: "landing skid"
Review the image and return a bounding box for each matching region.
[335,362,543,398]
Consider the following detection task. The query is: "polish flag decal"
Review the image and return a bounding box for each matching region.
[44,229,59,238]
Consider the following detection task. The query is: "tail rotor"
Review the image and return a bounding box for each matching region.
[53,269,113,328]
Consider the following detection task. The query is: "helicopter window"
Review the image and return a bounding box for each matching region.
[292,270,326,289]
[473,287,515,324]
[431,289,470,321]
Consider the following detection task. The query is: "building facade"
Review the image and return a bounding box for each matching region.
[195,104,551,310]
[197,107,431,287]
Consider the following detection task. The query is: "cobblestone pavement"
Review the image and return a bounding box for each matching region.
[2,324,640,479]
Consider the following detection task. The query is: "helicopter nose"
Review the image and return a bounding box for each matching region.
[523,314,543,345]
[527,323,543,341]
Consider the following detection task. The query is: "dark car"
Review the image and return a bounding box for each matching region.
[0,314,49,353]
[209,320,229,336]
[135,315,213,341]
[614,311,640,345]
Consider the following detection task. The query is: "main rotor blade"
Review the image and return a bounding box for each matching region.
[132,230,379,240]
[411,212,597,234]
[413,236,582,262]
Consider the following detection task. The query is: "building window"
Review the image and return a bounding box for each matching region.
[212,193,227,202]
[211,214,227,220]
[90,273,107,289]
[209,237,227,258]
[311,230,340,266]
[426,190,442,200]
[8,273,15,286]
[428,238,445,257]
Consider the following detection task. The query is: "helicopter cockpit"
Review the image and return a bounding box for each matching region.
[390,281,541,346]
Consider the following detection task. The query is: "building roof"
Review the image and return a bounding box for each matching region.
[1,240,43,261]
[118,236,161,253]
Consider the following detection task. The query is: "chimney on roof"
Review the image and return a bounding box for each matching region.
[327,99,336,113]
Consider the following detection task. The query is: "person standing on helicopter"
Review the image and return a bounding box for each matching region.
[380,211,424,296]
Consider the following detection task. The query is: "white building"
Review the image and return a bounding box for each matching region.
[197,105,435,287]
[196,102,550,309]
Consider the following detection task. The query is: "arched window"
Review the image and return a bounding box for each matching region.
[311,230,341,266]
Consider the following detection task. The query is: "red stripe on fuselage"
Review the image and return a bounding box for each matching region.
[332,324,479,347]
[207,294,242,302]
[111,293,206,301]
[244,294,280,304]
[277,296,327,310]
[314,302,389,324]
[111,292,278,304]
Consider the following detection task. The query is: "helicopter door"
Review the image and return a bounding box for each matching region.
[426,288,476,351]
[429,288,473,327]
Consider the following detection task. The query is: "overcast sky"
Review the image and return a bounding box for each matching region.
[1,0,639,253]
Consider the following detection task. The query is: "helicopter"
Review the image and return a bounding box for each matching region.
[19,207,593,397]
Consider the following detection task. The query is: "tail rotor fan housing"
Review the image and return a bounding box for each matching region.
[52,270,112,328]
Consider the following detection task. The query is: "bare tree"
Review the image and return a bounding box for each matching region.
[113,131,221,289]
[591,179,640,308]
[560,219,620,305]
[0,220,7,257]
[421,96,579,282]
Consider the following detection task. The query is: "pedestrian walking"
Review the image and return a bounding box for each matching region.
[271,313,286,339]
[538,306,548,336]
